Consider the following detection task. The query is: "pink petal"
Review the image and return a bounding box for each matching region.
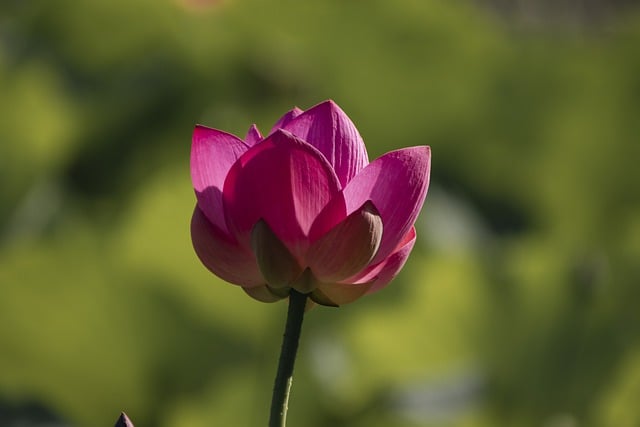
[306,201,383,283]
[191,125,250,233]
[349,227,417,294]
[191,206,264,287]
[307,191,347,243]
[245,124,263,146]
[283,100,369,187]
[342,146,430,264]
[270,107,304,133]
[223,130,341,261]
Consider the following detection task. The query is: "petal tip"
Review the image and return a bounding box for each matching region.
[245,124,263,145]
[115,412,134,427]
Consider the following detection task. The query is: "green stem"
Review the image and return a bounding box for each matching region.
[269,289,307,427]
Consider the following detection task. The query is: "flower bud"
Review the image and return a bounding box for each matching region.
[114,412,134,427]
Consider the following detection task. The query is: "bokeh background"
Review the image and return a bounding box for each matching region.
[2,0,640,426]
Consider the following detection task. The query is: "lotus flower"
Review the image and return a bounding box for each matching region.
[191,100,430,306]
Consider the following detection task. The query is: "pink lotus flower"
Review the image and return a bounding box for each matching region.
[191,100,430,306]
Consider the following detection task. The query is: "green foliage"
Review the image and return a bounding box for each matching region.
[1,0,640,425]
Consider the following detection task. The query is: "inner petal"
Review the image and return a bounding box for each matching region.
[223,130,341,260]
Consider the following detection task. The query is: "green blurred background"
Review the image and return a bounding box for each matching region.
[2,0,640,426]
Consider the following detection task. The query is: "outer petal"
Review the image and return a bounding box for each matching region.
[311,281,373,306]
[348,227,417,294]
[243,285,287,303]
[251,220,303,289]
[341,146,430,264]
[306,201,382,283]
[223,129,341,261]
[191,125,250,233]
[283,100,369,187]
[270,107,304,133]
[191,206,264,287]
[245,124,263,146]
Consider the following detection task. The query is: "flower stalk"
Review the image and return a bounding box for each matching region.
[269,289,308,427]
